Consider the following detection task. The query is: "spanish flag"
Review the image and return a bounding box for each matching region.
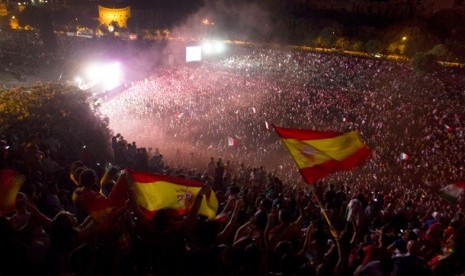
[128,171,218,220]
[72,173,130,221]
[72,187,119,221]
[274,126,371,184]
[437,182,465,204]
[0,168,26,215]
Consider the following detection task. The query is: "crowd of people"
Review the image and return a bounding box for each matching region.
[100,46,465,189]
[1,38,465,275]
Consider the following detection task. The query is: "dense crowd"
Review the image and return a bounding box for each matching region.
[100,46,465,190]
[1,40,465,275]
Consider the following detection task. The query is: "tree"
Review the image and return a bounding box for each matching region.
[363,39,383,54]
[334,37,349,50]
[411,52,439,75]
[50,7,75,32]
[349,40,363,51]
[444,40,465,62]
[0,15,9,30]
[126,16,141,33]
[0,83,113,163]
[427,44,450,60]
[17,5,57,51]
[109,20,121,33]
[319,26,339,48]
[78,8,98,30]
[403,27,439,58]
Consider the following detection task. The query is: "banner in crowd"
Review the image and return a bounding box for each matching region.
[274,126,371,184]
[128,171,218,220]
[72,186,117,220]
[228,136,238,146]
[0,168,26,214]
[437,182,465,204]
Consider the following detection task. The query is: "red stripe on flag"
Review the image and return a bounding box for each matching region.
[130,171,204,187]
[0,169,17,188]
[0,169,25,214]
[455,181,465,189]
[299,146,372,184]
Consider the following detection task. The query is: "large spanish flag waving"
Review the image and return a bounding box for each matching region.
[274,126,371,184]
[128,171,218,220]
[0,168,26,215]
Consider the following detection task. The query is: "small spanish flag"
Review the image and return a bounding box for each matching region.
[128,171,218,220]
[0,168,26,215]
[72,187,116,220]
[437,182,465,204]
[274,126,371,184]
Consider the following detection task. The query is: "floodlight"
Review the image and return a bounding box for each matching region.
[213,41,225,53]
[202,41,214,55]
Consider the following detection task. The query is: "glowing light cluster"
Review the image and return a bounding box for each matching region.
[201,40,226,55]
[76,61,122,91]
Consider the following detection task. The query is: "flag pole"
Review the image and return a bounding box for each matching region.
[272,124,339,239]
[310,188,339,240]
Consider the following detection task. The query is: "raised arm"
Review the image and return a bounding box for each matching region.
[184,182,212,229]
[217,198,243,244]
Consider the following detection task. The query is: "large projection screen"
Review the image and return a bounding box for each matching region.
[186,46,202,62]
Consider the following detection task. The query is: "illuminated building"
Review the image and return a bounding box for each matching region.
[0,3,7,16]
[98,5,130,28]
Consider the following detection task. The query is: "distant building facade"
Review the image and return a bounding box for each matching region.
[98,5,130,28]
[0,3,7,16]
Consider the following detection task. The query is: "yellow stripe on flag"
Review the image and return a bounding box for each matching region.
[282,131,365,169]
[0,169,26,214]
[133,180,218,220]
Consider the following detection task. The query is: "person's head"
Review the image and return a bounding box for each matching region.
[51,211,78,250]
[378,233,391,248]
[70,160,85,174]
[52,211,78,231]
[109,166,119,178]
[15,192,27,210]
[252,210,268,232]
[70,161,85,185]
[151,208,178,231]
[406,240,418,255]
[258,198,272,212]
[79,169,97,189]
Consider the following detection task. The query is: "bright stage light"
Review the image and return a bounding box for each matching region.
[81,61,122,91]
[201,40,226,55]
[213,41,225,53]
[101,62,121,90]
[202,41,214,54]
[85,65,100,82]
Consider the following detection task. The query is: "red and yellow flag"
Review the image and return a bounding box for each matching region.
[72,187,119,220]
[274,126,371,184]
[0,168,26,215]
[128,171,218,220]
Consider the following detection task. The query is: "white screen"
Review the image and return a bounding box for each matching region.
[186,46,202,62]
